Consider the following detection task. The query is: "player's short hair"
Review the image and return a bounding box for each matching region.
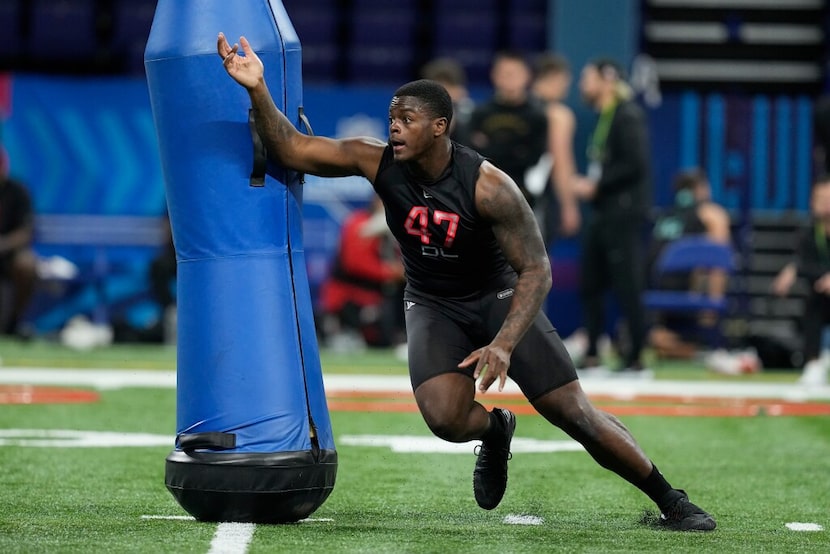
[393,79,454,127]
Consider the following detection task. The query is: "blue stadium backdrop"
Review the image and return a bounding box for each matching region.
[0,75,816,338]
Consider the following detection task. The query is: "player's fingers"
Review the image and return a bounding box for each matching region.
[240,36,254,56]
[478,370,495,393]
[221,44,239,67]
[497,369,507,392]
[216,32,227,57]
[458,350,481,369]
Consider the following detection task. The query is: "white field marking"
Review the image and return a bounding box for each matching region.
[0,367,177,390]
[338,435,584,454]
[140,515,333,524]
[786,522,824,531]
[0,429,172,448]
[2,367,829,400]
[207,522,255,554]
[504,514,544,526]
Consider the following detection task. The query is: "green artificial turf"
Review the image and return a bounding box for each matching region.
[0,336,826,552]
[1,382,828,553]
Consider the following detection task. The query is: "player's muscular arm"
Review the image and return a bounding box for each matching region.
[477,162,553,349]
[247,84,385,179]
[218,33,385,180]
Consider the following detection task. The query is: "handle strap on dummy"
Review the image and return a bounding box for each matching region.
[297,106,314,185]
[177,432,237,452]
[249,108,267,187]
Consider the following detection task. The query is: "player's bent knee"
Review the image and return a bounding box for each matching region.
[424,417,468,443]
[417,400,472,442]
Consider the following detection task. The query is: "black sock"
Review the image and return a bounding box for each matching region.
[480,410,504,444]
[639,464,682,510]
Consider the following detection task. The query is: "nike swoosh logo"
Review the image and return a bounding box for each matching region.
[497,288,514,300]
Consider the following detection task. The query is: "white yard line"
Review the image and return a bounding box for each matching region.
[207,523,255,554]
[1,367,828,400]
[785,522,824,532]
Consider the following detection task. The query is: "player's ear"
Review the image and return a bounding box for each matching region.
[433,116,448,137]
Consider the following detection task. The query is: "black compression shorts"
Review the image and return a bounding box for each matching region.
[403,285,578,401]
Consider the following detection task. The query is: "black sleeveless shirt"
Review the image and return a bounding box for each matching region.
[372,142,514,299]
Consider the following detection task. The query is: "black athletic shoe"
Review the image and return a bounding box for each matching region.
[473,408,516,510]
[659,490,717,531]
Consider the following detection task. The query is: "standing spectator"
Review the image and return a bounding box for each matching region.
[468,51,549,231]
[573,59,652,374]
[421,57,475,146]
[771,176,830,386]
[531,52,580,241]
[0,146,37,338]
[318,195,406,352]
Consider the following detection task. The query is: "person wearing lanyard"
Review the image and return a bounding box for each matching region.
[573,59,652,375]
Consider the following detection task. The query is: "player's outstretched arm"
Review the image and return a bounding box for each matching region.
[217,33,385,180]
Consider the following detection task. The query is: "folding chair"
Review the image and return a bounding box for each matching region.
[643,236,736,348]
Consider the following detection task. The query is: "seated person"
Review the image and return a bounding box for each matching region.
[771,176,830,385]
[647,168,731,358]
[0,147,37,337]
[112,214,176,344]
[318,195,405,350]
[149,215,177,341]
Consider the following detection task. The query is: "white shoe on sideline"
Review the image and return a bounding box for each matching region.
[562,330,588,365]
[798,358,828,386]
[705,348,761,375]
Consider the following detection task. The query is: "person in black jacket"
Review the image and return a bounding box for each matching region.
[574,58,651,375]
[467,52,549,231]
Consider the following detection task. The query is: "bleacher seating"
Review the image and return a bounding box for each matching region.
[507,0,548,52]
[433,10,499,85]
[348,2,418,83]
[283,0,339,82]
[111,0,158,75]
[0,0,22,61]
[28,0,99,63]
[28,214,168,332]
[0,0,551,86]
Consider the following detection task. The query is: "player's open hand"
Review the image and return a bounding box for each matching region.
[458,344,511,393]
[217,33,263,89]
